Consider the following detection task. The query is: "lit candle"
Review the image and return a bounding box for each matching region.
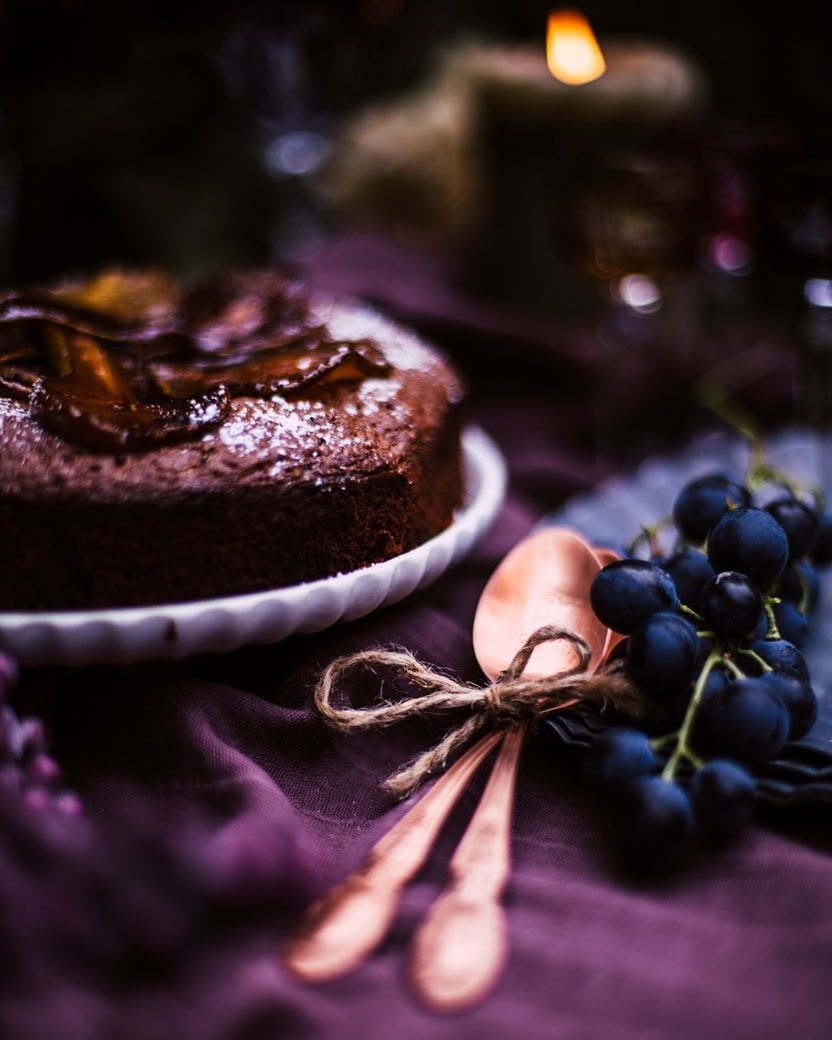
[546,10,606,85]
[321,11,708,249]
[453,11,708,129]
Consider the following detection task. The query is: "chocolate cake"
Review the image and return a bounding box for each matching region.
[0,269,465,610]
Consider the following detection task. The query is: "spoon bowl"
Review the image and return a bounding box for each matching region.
[472,526,609,682]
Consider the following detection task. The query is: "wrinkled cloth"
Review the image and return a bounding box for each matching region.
[12,232,832,1040]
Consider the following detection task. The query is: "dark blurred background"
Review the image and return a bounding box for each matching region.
[1,0,831,283]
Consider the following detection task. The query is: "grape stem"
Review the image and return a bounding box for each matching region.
[659,651,721,781]
[695,379,763,456]
[696,380,826,511]
[626,517,674,559]
[734,646,773,674]
[678,604,705,627]
[794,569,813,615]
[654,635,771,782]
[763,598,782,641]
[719,654,745,680]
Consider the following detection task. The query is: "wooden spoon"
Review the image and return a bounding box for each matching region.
[408,527,606,1012]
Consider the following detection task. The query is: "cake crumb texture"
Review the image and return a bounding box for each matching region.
[0,270,464,609]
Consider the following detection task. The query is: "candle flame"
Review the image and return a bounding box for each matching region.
[546,10,606,85]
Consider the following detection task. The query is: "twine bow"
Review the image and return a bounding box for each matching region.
[314,625,638,797]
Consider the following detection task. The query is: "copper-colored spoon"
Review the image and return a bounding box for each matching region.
[284,525,609,1004]
[472,526,610,682]
[406,721,527,1012]
[283,728,504,982]
[408,527,606,1012]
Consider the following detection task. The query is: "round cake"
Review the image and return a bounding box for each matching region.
[0,269,465,611]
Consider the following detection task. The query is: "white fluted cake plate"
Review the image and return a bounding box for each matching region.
[0,426,506,668]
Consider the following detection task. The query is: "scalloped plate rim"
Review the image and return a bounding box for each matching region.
[0,425,506,667]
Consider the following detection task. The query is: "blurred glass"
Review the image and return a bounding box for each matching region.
[546,137,709,457]
[553,145,706,285]
[549,137,710,360]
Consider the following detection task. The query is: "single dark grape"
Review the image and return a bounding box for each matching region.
[707,676,789,765]
[582,727,659,788]
[773,599,809,648]
[625,612,700,698]
[689,759,756,837]
[760,671,818,740]
[765,497,818,562]
[590,559,678,635]
[662,549,716,611]
[613,776,694,872]
[700,571,764,637]
[747,637,809,681]
[706,506,790,589]
[672,474,751,545]
[809,511,832,565]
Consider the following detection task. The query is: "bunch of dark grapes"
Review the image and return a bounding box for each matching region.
[584,465,831,873]
[0,652,308,1040]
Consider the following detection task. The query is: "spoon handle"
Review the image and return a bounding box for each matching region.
[283,727,504,983]
[407,721,527,1013]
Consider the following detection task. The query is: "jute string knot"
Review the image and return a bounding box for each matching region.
[314,624,631,798]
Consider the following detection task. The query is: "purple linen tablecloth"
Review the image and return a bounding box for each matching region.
[6,232,831,1039]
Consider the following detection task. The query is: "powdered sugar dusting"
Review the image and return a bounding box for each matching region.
[1,294,460,498]
[311,296,453,379]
